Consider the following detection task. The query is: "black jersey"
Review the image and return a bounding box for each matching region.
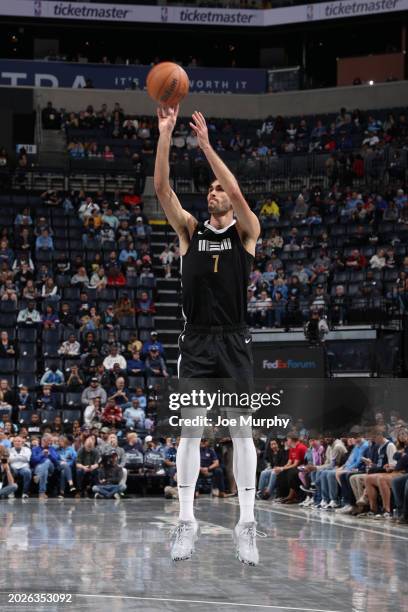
[181,219,253,327]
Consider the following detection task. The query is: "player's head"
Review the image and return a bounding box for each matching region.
[207,180,233,217]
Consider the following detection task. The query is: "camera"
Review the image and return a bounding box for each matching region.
[1,457,8,464]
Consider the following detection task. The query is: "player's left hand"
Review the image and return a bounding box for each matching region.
[190,111,210,150]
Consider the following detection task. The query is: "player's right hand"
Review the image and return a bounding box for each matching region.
[157,105,179,135]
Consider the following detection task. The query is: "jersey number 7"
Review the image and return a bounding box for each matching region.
[212,254,219,273]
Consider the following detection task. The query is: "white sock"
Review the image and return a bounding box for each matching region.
[176,437,201,522]
[232,437,257,524]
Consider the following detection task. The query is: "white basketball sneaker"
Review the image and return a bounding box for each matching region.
[170,520,199,561]
[233,521,266,566]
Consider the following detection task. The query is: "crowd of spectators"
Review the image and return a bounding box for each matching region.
[0,187,181,500]
[248,184,408,328]
[254,413,408,525]
[40,103,408,181]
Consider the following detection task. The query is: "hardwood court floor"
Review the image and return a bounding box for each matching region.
[0,496,407,611]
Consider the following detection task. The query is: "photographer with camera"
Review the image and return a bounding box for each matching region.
[0,449,18,499]
[304,310,329,345]
[92,449,126,499]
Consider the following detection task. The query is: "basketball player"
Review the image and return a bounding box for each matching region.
[154,106,261,565]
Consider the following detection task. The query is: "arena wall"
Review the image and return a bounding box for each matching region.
[25,80,408,118]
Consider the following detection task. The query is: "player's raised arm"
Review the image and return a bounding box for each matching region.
[189,111,260,248]
[154,106,197,253]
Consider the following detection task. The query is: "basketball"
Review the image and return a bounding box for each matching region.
[146,62,189,107]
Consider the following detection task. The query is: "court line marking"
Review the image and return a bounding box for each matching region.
[221,499,408,542]
[74,593,342,611]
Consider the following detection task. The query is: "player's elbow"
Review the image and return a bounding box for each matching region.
[229,186,243,203]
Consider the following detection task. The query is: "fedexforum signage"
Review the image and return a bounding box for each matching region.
[0,0,406,27]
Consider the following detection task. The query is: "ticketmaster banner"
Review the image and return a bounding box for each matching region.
[0,60,267,93]
[1,0,407,27]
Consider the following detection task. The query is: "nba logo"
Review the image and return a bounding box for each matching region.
[34,0,42,17]
[161,7,168,22]
[307,4,314,20]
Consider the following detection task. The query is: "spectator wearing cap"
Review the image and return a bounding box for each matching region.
[75,436,100,497]
[30,434,59,499]
[123,397,145,429]
[81,378,107,407]
[103,345,127,371]
[92,449,126,499]
[133,216,149,241]
[9,436,32,498]
[145,346,169,378]
[142,331,164,358]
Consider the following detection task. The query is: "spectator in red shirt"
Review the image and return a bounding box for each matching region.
[106,267,127,286]
[275,434,308,504]
[345,249,367,270]
[101,399,123,426]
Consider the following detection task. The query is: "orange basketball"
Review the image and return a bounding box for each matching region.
[146,62,189,107]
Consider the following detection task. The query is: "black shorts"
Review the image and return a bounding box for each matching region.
[177,324,254,421]
[178,323,253,385]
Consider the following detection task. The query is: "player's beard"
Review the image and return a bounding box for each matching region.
[207,199,233,216]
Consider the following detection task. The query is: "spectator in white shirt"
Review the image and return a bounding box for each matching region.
[58,334,81,356]
[84,397,103,428]
[103,345,127,371]
[9,436,32,498]
[370,248,386,270]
